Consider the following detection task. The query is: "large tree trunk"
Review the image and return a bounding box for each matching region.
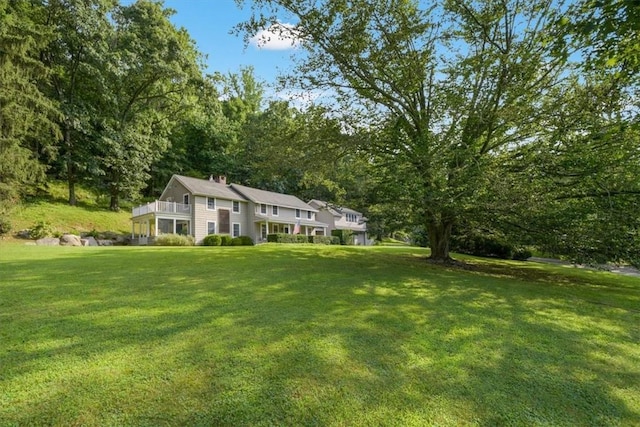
[109,193,119,211]
[109,179,120,211]
[427,216,454,261]
[64,125,77,206]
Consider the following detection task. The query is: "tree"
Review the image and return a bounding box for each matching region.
[238,0,571,261]
[39,0,116,206]
[0,0,59,208]
[150,75,237,193]
[96,0,202,211]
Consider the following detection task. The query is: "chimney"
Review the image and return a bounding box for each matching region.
[213,175,227,185]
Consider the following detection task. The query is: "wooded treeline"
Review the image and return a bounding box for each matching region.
[1,0,638,265]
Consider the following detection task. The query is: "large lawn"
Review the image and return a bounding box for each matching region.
[1,245,638,426]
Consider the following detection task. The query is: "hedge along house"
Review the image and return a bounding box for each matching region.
[131,175,328,245]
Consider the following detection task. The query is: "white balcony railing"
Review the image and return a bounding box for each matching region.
[132,200,191,217]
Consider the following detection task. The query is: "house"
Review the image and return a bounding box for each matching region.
[308,199,370,245]
[131,175,329,245]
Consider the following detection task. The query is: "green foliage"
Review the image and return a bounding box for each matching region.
[512,247,533,261]
[0,0,60,204]
[220,235,233,246]
[331,229,353,245]
[28,221,53,240]
[153,234,195,246]
[267,233,309,244]
[237,235,255,246]
[203,234,222,246]
[0,216,12,236]
[452,231,514,260]
[308,235,338,245]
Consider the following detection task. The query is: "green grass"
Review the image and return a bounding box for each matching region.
[1,245,638,426]
[5,181,132,238]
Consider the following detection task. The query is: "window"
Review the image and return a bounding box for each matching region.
[261,224,267,239]
[232,223,241,237]
[307,211,312,219]
[207,197,216,210]
[183,194,189,205]
[260,204,267,214]
[272,205,279,216]
[346,213,358,222]
[295,209,301,218]
[207,221,216,235]
[232,200,240,213]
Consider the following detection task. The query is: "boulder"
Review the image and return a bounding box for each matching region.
[60,234,82,246]
[81,236,99,246]
[36,237,60,246]
[16,229,31,239]
[97,239,113,246]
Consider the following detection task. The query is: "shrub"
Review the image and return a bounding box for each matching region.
[308,235,338,245]
[452,231,514,259]
[29,221,53,240]
[238,235,254,246]
[203,234,222,246]
[512,247,533,261]
[331,229,353,245]
[0,216,12,236]
[267,233,309,244]
[154,234,195,246]
[220,235,233,246]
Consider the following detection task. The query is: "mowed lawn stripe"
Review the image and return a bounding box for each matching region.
[0,245,638,426]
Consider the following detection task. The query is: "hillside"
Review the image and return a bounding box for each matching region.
[3,182,133,241]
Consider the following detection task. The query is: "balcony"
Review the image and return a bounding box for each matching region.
[132,200,191,217]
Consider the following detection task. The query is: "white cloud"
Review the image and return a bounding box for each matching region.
[250,22,301,50]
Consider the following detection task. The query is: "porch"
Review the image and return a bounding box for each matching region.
[132,200,191,217]
[255,217,328,242]
[131,200,192,245]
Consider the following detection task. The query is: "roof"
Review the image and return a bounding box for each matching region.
[308,199,364,217]
[164,175,246,201]
[231,183,317,211]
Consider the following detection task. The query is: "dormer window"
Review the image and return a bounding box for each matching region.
[346,213,357,222]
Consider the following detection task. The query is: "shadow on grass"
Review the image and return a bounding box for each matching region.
[1,246,638,425]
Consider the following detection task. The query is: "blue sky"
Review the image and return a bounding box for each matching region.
[158,0,298,85]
